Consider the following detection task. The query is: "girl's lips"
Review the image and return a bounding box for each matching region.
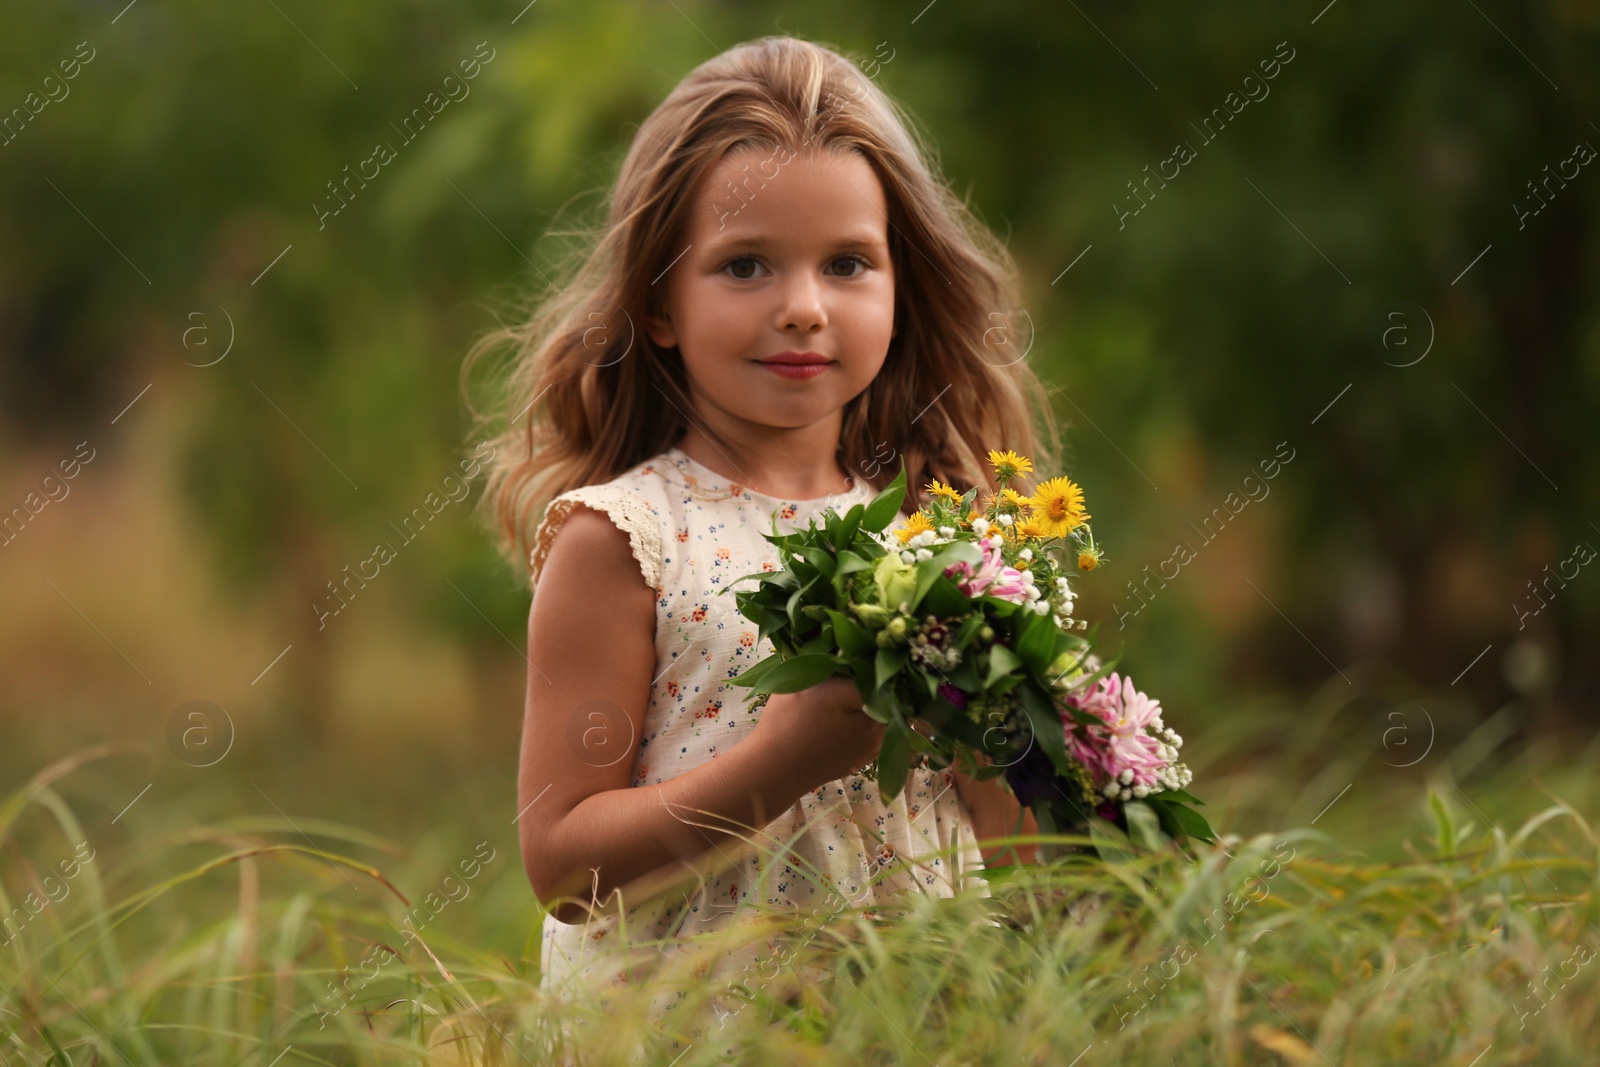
[760,361,832,379]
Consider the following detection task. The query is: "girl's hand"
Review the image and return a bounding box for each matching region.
[748,676,887,792]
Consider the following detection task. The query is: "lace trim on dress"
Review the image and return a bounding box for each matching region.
[528,485,664,591]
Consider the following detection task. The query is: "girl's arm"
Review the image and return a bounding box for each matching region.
[950,763,1039,867]
[518,506,824,925]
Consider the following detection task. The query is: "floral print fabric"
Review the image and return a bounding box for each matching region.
[527,444,990,1024]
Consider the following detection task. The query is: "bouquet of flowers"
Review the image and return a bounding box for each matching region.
[719,449,1215,858]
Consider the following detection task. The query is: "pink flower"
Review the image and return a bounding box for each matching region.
[945,536,1030,604]
[1060,673,1169,789]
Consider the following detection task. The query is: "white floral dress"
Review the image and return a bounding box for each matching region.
[526,443,990,1035]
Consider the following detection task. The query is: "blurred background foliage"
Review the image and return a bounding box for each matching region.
[0,0,1596,783]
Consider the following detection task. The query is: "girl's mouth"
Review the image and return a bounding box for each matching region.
[760,362,831,380]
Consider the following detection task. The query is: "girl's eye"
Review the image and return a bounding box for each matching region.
[723,256,765,280]
[718,254,873,280]
[829,253,871,277]
[825,254,876,278]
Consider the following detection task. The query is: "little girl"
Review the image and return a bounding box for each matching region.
[471,33,1058,1044]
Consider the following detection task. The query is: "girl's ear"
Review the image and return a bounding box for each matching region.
[645,307,677,350]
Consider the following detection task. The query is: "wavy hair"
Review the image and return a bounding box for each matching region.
[464,34,1060,580]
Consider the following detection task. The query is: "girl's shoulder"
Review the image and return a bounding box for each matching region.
[527,449,688,592]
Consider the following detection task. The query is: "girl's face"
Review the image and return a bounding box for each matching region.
[645,144,897,437]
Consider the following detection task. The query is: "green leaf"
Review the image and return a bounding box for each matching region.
[1162,800,1217,843]
[947,657,982,691]
[985,643,1023,688]
[715,568,779,597]
[797,545,837,577]
[755,654,841,694]
[1017,682,1071,779]
[875,647,909,692]
[1087,815,1137,865]
[862,686,901,724]
[756,607,789,645]
[863,463,908,532]
[984,596,1021,618]
[834,505,863,550]
[911,542,982,610]
[1123,800,1170,851]
[825,609,874,657]
[1429,787,1455,860]
[797,624,836,655]
[836,551,878,576]
[1016,610,1060,674]
[920,576,972,617]
[875,721,912,803]
[1151,787,1205,807]
[991,674,1023,696]
[785,576,818,632]
[727,651,783,683]
[918,694,987,750]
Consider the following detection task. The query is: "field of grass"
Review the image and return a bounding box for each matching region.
[2,683,1597,1066]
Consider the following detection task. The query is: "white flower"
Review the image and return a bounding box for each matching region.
[1103,781,1120,798]
[938,526,955,537]
[900,550,916,564]
[1132,784,1149,798]
[972,518,991,537]
[1019,548,1033,561]
[915,548,933,562]
[996,514,1013,527]
[1119,768,1133,784]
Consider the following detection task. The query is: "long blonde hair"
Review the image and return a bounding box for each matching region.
[464,34,1059,580]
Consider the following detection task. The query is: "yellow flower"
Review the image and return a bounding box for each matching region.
[999,487,1032,510]
[1028,476,1090,537]
[1017,515,1052,541]
[895,510,936,545]
[1077,547,1102,571]
[987,449,1034,481]
[925,479,963,506]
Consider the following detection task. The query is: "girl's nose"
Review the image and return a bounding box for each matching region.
[776,274,826,332]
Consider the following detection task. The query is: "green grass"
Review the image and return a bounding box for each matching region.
[2,695,1597,1066]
